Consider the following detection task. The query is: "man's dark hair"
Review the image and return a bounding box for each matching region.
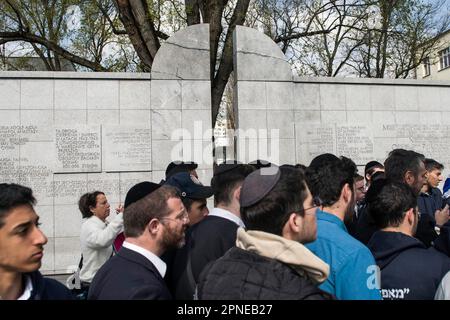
[124,185,180,237]
[78,191,105,219]
[241,167,308,236]
[364,161,384,179]
[424,158,444,172]
[366,179,417,229]
[0,183,36,228]
[305,155,357,207]
[211,164,254,205]
[384,149,425,183]
[165,161,198,179]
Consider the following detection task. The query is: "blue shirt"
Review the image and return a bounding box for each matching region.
[306,210,381,300]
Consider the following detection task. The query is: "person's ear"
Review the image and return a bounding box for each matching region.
[234,186,242,202]
[404,170,415,185]
[342,183,352,203]
[405,208,415,225]
[287,212,301,233]
[147,218,160,235]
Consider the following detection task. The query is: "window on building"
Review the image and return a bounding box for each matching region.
[422,57,431,77]
[439,47,450,70]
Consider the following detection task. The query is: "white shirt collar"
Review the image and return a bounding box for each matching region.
[17,275,33,300]
[208,207,246,228]
[122,241,167,278]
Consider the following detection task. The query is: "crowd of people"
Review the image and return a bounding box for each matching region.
[1,148,449,300]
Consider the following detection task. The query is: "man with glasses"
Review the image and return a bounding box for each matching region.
[197,166,332,300]
[88,185,189,300]
[305,154,381,300]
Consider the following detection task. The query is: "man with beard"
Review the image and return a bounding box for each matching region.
[366,180,450,300]
[88,185,189,300]
[305,154,381,300]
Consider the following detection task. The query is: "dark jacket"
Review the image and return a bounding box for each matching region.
[418,188,443,218]
[368,231,450,300]
[197,247,333,300]
[88,247,172,300]
[171,216,238,299]
[28,271,74,300]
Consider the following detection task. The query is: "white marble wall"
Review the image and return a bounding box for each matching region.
[234,26,450,185]
[0,26,213,275]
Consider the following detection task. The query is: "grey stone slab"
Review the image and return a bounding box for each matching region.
[372,111,396,138]
[119,80,151,109]
[182,81,211,109]
[20,111,54,140]
[54,237,80,272]
[21,79,53,109]
[372,137,393,162]
[181,139,214,169]
[236,138,285,165]
[55,80,87,109]
[151,109,182,140]
[0,110,20,126]
[120,109,151,125]
[87,80,119,109]
[234,26,292,81]
[395,86,419,111]
[87,172,121,204]
[119,172,153,199]
[151,170,165,184]
[36,205,54,238]
[320,84,346,110]
[440,89,450,111]
[152,24,210,80]
[266,82,293,110]
[347,111,372,124]
[55,109,87,125]
[0,80,20,109]
[151,80,182,109]
[294,110,321,124]
[320,110,347,123]
[293,76,450,87]
[293,83,320,110]
[103,125,152,172]
[395,111,419,124]
[346,85,371,110]
[0,71,151,80]
[54,125,101,173]
[87,109,120,124]
[277,139,296,165]
[267,110,295,139]
[41,238,55,273]
[181,110,212,139]
[238,109,267,132]
[151,140,185,171]
[419,111,442,124]
[236,81,267,110]
[53,173,88,205]
[54,204,82,237]
[370,85,394,110]
[418,87,441,111]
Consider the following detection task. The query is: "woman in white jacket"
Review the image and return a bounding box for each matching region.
[78,191,123,287]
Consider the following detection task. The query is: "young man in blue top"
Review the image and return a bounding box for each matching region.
[305,154,381,300]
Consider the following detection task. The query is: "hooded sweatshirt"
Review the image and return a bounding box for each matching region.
[368,231,450,300]
[27,271,74,300]
[197,228,332,300]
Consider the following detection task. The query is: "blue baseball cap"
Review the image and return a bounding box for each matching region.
[165,172,213,200]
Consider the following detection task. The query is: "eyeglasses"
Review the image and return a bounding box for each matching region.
[300,197,323,215]
[160,210,189,223]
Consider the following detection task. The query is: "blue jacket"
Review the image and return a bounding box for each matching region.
[28,271,74,300]
[368,231,450,300]
[305,210,381,300]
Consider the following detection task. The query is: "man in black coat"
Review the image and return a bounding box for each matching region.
[366,179,450,300]
[88,185,189,300]
[197,166,332,300]
[171,162,254,299]
[0,183,73,300]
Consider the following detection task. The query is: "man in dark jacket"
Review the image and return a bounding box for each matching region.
[197,166,332,300]
[366,179,450,300]
[171,162,254,299]
[88,185,189,300]
[0,183,73,300]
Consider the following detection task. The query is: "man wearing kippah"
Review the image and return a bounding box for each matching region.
[170,161,254,299]
[196,165,332,300]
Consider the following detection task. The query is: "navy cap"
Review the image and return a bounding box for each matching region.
[240,165,281,208]
[165,172,213,199]
[165,161,198,179]
[124,182,161,208]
